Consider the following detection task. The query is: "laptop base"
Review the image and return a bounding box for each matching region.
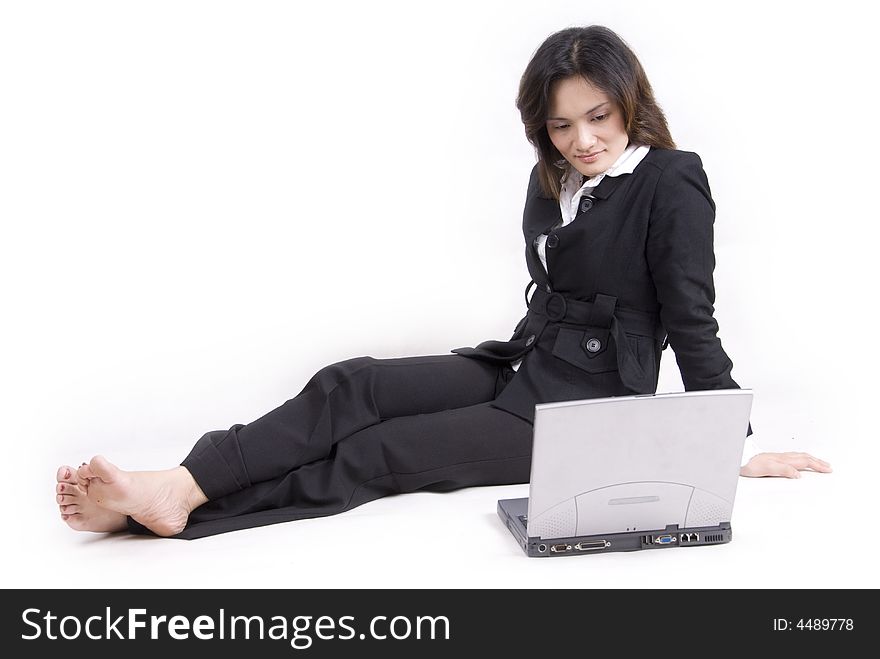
[498,497,732,558]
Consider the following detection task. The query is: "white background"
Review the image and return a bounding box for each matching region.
[1,0,877,588]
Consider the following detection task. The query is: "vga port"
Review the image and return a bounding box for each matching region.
[653,534,677,545]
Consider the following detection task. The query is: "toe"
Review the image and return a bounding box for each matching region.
[56,465,79,484]
[60,503,81,514]
[78,461,96,480]
[57,482,84,495]
[57,493,78,505]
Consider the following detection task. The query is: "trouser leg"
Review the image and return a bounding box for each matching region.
[171,397,532,539]
[179,354,510,500]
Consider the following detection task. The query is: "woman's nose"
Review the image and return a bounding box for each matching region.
[575,125,597,150]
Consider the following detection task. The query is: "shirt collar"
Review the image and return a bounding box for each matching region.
[561,143,651,192]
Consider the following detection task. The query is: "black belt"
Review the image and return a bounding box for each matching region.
[526,282,665,342]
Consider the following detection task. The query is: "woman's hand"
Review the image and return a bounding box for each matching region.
[740,452,832,478]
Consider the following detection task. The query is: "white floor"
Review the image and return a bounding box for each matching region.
[7,437,873,590]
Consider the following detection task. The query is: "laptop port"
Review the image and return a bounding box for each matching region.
[550,543,571,553]
[575,540,609,551]
[537,544,547,553]
[653,534,677,545]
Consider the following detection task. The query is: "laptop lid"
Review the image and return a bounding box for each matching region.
[526,389,753,539]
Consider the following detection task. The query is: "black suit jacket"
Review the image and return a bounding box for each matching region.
[452,147,752,435]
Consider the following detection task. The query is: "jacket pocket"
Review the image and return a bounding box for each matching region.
[551,326,618,374]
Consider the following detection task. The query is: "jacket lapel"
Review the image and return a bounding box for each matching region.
[522,195,561,289]
[523,195,562,240]
[523,170,632,237]
[588,173,631,200]
[521,167,634,290]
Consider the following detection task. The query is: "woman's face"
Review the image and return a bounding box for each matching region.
[545,75,630,179]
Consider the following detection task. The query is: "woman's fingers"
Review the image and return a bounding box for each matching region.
[765,458,801,479]
[777,452,833,473]
[803,454,832,472]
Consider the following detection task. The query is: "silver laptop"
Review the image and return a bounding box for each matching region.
[498,389,753,557]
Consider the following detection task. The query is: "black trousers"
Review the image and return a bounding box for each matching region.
[127,354,532,539]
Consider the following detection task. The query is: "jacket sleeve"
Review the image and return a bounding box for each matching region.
[646,151,753,437]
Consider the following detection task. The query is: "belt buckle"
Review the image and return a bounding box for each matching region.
[544,292,567,321]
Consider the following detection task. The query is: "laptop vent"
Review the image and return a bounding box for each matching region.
[529,503,576,538]
[703,534,723,543]
[685,492,729,527]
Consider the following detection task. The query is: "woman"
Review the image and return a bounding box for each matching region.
[55,25,830,540]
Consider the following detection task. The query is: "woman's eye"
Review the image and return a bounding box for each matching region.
[552,114,606,130]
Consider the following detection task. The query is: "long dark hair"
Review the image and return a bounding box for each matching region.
[516,25,676,200]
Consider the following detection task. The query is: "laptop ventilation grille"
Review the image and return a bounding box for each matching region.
[532,505,576,538]
[685,495,728,527]
[703,534,724,543]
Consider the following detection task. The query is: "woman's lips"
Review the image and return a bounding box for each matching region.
[577,151,603,163]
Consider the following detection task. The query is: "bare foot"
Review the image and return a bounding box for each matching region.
[56,465,128,533]
[78,456,208,537]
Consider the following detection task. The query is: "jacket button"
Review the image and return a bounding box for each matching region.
[525,334,536,346]
[580,198,593,213]
[546,234,559,248]
[585,337,601,353]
